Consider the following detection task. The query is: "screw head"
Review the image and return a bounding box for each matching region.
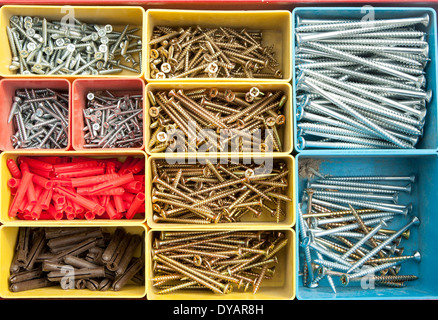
[155,72,166,79]
[87,92,95,101]
[94,52,104,60]
[411,216,420,226]
[421,13,430,27]
[66,43,76,52]
[223,283,233,294]
[150,49,159,60]
[10,16,20,24]
[296,106,305,121]
[160,63,171,73]
[266,117,276,127]
[300,236,311,248]
[340,274,349,286]
[100,36,109,45]
[13,96,22,104]
[104,24,113,33]
[157,131,168,142]
[249,87,260,98]
[149,107,159,118]
[26,42,37,52]
[99,44,108,53]
[210,88,219,99]
[97,29,107,38]
[193,255,202,266]
[26,28,36,38]
[90,32,99,41]
[24,20,33,30]
[43,46,53,55]
[55,38,65,47]
[244,169,254,178]
[207,62,218,74]
[245,92,254,102]
[297,136,306,150]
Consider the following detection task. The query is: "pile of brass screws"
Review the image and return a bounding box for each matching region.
[82,90,144,148]
[151,230,288,294]
[8,88,69,149]
[9,227,145,292]
[149,25,283,79]
[147,87,287,153]
[7,15,142,75]
[151,159,291,224]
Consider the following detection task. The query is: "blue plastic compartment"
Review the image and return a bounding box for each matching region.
[292,7,438,154]
[295,152,438,300]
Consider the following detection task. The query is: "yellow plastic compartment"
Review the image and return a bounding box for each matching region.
[146,154,296,229]
[146,227,295,300]
[145,82,293,155]
[146,9,292,82]
[0,224,146,299]
[0,150,147,225]
[0,5,146,78]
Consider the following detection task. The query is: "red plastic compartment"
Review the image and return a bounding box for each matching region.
[0,78,71,152]
[72,78,146,152]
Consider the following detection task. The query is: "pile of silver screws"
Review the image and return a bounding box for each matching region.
[149,25,282,79]
[148,87,287,153]
[83,91,143,148]
[151,230,288,294]
[295,14,432,149]
[7,15,142,75]
[8,88,69,149]
[151,159,291,224]
[299,171,420,292]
